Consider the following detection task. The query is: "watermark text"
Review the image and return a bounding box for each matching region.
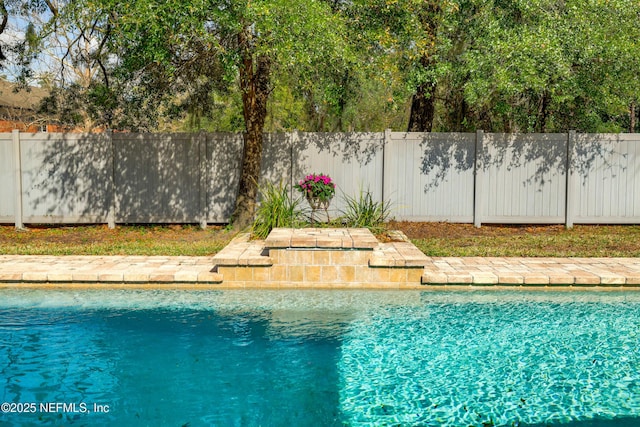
[1,402,110,414]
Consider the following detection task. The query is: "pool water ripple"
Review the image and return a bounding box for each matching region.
[1,289,639,426]
[339,298,640,426]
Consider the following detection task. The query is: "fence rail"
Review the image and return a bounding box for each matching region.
[1,130,639,228]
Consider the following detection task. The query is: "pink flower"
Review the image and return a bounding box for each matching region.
[296,173,335,199]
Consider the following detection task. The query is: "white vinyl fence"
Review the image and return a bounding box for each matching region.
[1,130,639,228]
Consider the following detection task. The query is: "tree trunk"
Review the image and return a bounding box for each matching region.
[407,78,437,132]
[406,2,441,133]
[232,28,271,229]
[631,101,636,133]
[535,90,550,133]
[0,1,8,63]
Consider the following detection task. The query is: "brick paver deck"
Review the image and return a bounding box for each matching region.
[0,255,222,286]
[422,256,640,286]
[1,228,640,288]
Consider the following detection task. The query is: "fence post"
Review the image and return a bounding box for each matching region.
[383,129,391,204]
[12,130,23,230]
[290,130,298,202]
[198,132,208,229]
[473,130,484,228]
[106,130,116,229]
[565,130,577,229]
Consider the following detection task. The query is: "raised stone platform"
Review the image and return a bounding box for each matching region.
[212,228,429,288]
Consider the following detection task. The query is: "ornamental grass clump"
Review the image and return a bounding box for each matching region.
[252,181,304,239]
[341,188,392,234]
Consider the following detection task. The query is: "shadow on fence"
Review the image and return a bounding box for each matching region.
[3,130,639,226]
[22,132,113,223]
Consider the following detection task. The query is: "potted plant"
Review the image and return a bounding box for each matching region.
[294,173,336,223]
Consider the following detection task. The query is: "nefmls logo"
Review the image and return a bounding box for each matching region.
[40,402,89,413]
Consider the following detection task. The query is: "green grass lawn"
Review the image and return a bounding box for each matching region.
[0,224,235,256]
[402,224,640,258]
[1,223,640,257]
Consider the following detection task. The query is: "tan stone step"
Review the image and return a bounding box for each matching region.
[369,242,430,268]
[212,233,272,267]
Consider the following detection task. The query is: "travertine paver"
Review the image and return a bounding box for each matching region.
[422,256,640,286]
[0,255,221,284]
[265,228,379,249]
[2,254,640,287]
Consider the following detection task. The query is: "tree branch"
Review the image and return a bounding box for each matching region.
[0,0,8,62]
[44,0,59,17]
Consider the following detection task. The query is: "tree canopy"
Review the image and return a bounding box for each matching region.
[13,0,639,134]
[9,0,640,224]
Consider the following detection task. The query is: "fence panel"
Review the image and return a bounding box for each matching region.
[385,132,476,222]
[293,132,384,219]
[19,133,112,223]
[2,131,640,226]
[113,133,201,223]
[480,133,567,223]
[207,133,244,223]
[572,134,640,223]
[0,134,15,222]
[261,133,292,185]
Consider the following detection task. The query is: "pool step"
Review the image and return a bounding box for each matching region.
[211,233,273,267]
[369,242,430,268]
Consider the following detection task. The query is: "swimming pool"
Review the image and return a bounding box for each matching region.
[1,289,639,426]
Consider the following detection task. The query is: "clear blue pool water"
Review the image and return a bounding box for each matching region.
[1,289,639,427]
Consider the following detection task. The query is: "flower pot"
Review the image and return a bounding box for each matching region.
[306,196,331,210]
[306,196,332,224]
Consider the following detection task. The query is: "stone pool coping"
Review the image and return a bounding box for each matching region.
[1,255,640,289]
[1,228,640,289]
